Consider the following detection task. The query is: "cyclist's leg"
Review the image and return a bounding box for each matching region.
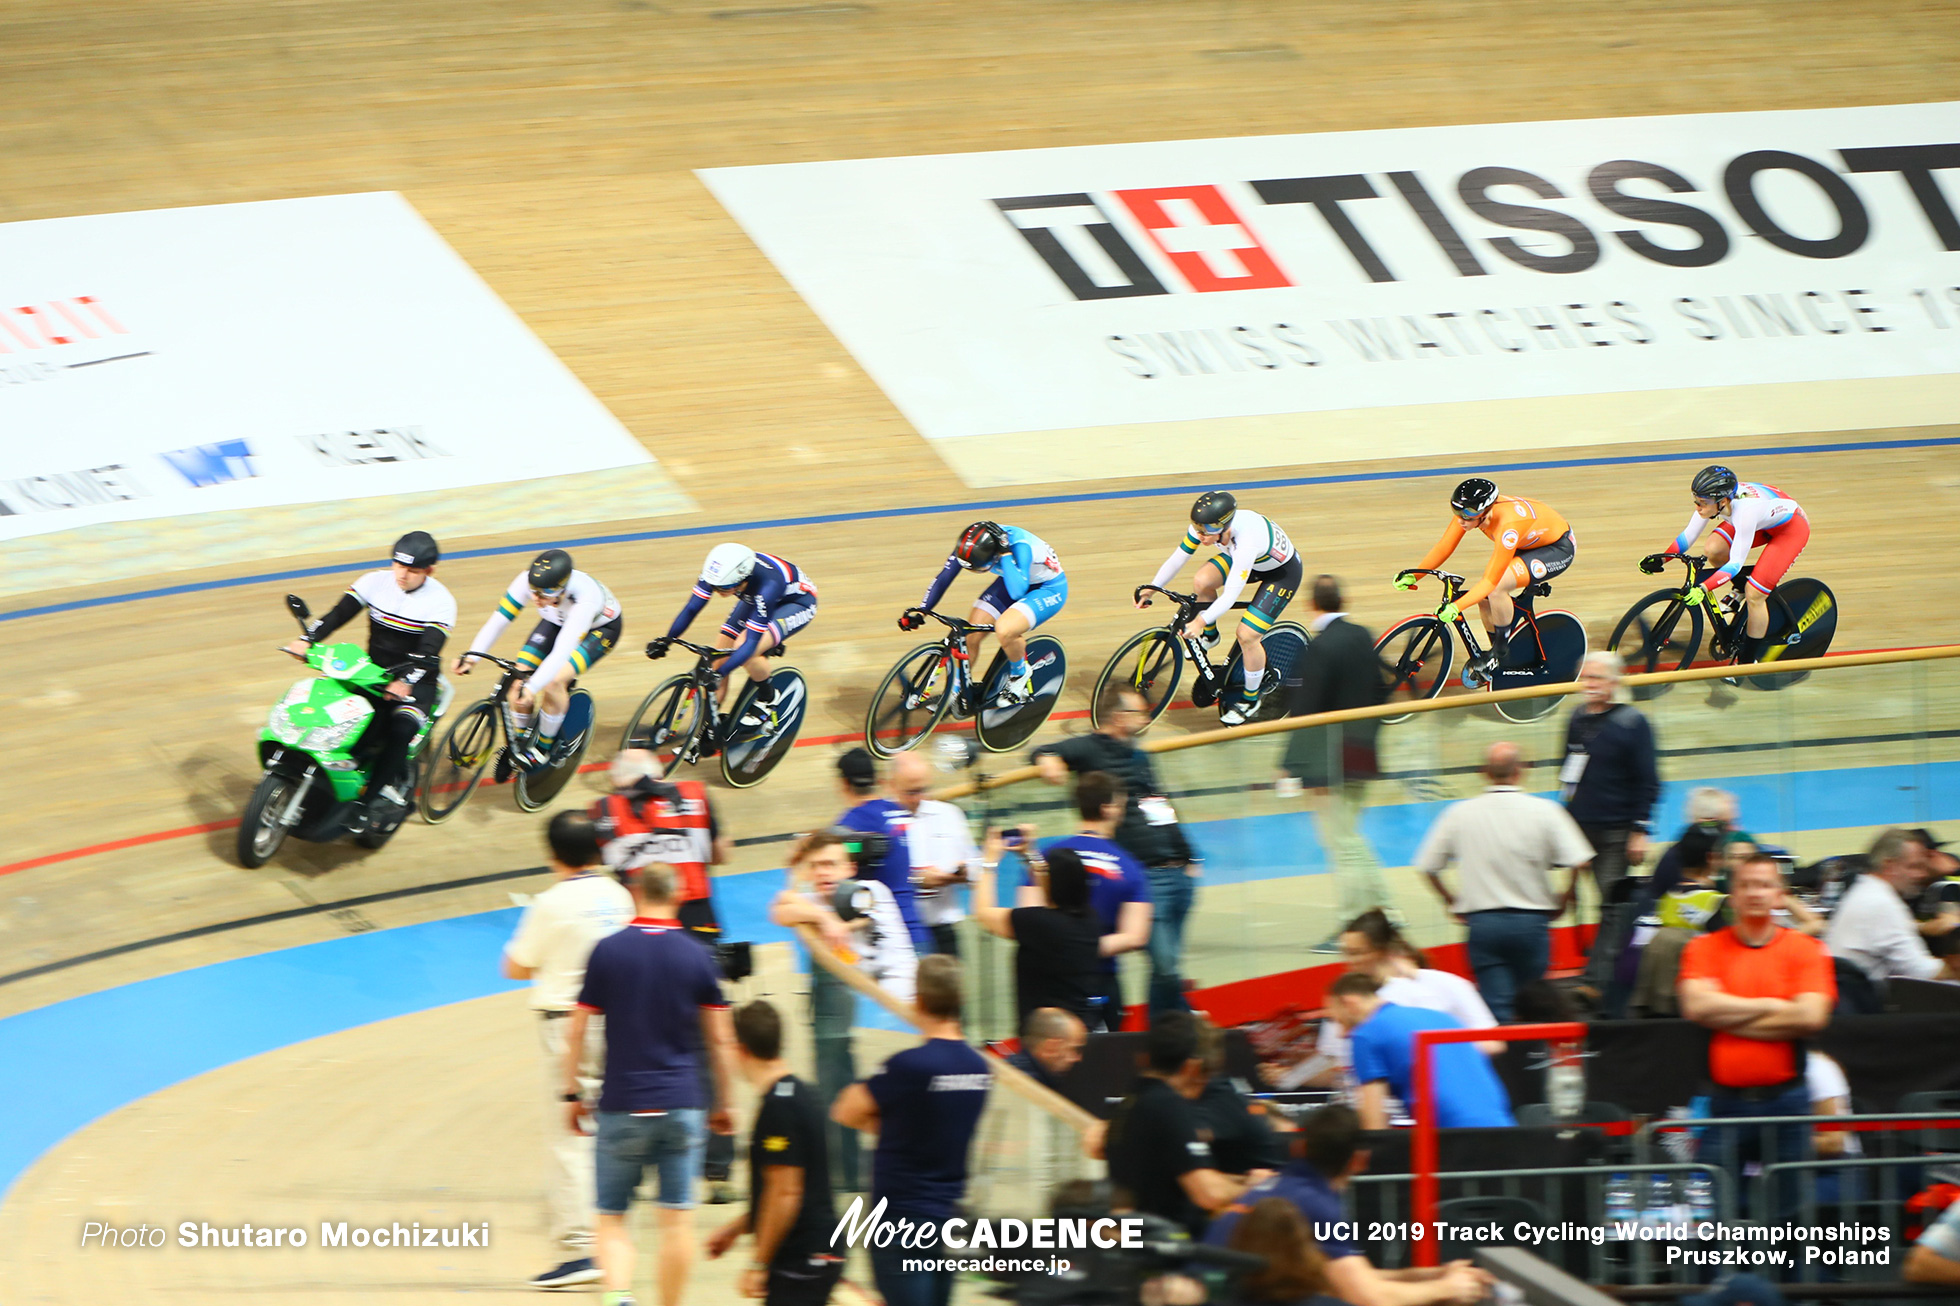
[1740,515,1809,645]
[1236,557,1301,686]
[967,578,1012,663]
[1002,578,1068,670]
[734,599,814,725]
[510,618,556,722]
[1193,556,1228,643]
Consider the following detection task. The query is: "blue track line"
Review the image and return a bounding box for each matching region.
[8,434,1956,624]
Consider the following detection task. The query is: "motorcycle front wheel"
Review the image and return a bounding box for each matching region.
[238,769,305,867]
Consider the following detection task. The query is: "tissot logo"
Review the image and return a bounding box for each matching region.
[994,142,1960,302]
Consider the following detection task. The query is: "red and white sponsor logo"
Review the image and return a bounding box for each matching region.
[1112,187,1291,294]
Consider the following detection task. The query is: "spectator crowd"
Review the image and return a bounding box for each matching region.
[485,607,1960,1306]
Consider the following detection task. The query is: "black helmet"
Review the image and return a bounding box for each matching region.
[1691,465,1739,501]
[954,521,1008,571]
[528,548,573,593]
[1191,490,1237,532]
[1451,477,1499,518]
[391,530,439,568]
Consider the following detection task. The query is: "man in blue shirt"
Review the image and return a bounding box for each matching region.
[832,955,991,1306]
[1208,1104,1494,1306]
[835,748,931,953]
[1027,771,1153,1010]
[566,863,737,1306]
[1325,972,1514,1130]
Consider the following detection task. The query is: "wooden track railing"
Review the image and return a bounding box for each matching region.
[935,643,1960,799]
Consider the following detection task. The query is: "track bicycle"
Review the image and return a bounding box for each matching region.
[1087,585,1310,731]
[1607,553,1838,697]
[1376,569,1587,725]
[620,637,808,788]
[863,608,1068,756]
[418,652,595,822]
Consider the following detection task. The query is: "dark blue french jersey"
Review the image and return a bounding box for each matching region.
[577,917,728,1113]
[1036,833,1151,973]
[866,1038,991,1222]
[838,797,929,951]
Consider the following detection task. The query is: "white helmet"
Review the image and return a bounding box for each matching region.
[701,542,756,589]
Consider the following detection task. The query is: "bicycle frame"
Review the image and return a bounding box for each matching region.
[903,607,995,697]
[1132,584,1241,693]
[1647,553,1750,654]
[1396,568,1550,676]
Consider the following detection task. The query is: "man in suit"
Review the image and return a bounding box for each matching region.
[1281,577,1391,950]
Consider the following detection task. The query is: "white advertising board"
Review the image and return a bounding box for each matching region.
[702,102,1960,479]
[0,193,654,541]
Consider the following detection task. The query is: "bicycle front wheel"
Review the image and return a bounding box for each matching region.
[1089,627,1182,732]
[621,675,709,772]
[1375,616,1454,725]
[865,642,954,757]
[419,698,499,824]
[1608,589,1702,700]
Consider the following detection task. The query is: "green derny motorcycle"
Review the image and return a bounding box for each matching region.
[237,595,447,867]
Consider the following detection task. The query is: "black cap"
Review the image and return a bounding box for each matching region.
[391,531,439,568]
[837,747,877,792]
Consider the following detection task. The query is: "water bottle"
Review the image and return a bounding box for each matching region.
[1641,1173,1680,1229]
[1684,1173,1716,1222]
[1604,1172,1636,1236]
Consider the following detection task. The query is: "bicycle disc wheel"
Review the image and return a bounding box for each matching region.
[621,675,708,772]
[1745,579,1836,691]
[1218,621,1312,724]
[1607,589,1703,701]
[517,688,594,811]
[1375,616,1454,725]
[1089,628,1182,731]
[864,642,954,757]
[974,637,1068,753]
[723,669,808,788]
[1494,610,1588,724]
[419,698,498,824]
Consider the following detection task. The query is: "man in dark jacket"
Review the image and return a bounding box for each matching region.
[1280,577,1390,948]
[1033,685,1198,1016]
[1561,650,1660,1004]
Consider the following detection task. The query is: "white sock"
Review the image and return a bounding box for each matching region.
[512,711,535,734]
[540,709,567,741]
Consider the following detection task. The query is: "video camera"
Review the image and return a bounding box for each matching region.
[828,824,889,876]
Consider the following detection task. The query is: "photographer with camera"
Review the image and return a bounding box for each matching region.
[836,748,933,954]
[972,831,1111,1032]
[770,830,918,1195]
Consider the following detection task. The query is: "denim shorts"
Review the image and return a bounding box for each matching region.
[594,1108,706,1213]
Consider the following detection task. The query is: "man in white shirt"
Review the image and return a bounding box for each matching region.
[501,811,634,1291]
[1416,742,1594,1022]
[1826,828,1958,992]
[889,751,978,956]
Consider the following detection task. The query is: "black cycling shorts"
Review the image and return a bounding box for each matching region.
[1204,551,1302,635]
[1514,531,1576,588]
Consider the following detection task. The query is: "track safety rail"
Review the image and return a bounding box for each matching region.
[1412,1022,1588,1266]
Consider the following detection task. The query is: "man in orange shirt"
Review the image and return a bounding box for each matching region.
[1678,853,1835,1211]
[1396,478,1575,679]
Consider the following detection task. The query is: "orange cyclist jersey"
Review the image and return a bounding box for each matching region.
[1416,496,1570,606]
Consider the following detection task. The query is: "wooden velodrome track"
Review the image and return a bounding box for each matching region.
[5,0,1960,1300]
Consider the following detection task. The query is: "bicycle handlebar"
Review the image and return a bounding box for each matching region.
[667,637,725,661]
[457,650,526,673]
[902,607,995,636]
[1134,584,1200,613]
